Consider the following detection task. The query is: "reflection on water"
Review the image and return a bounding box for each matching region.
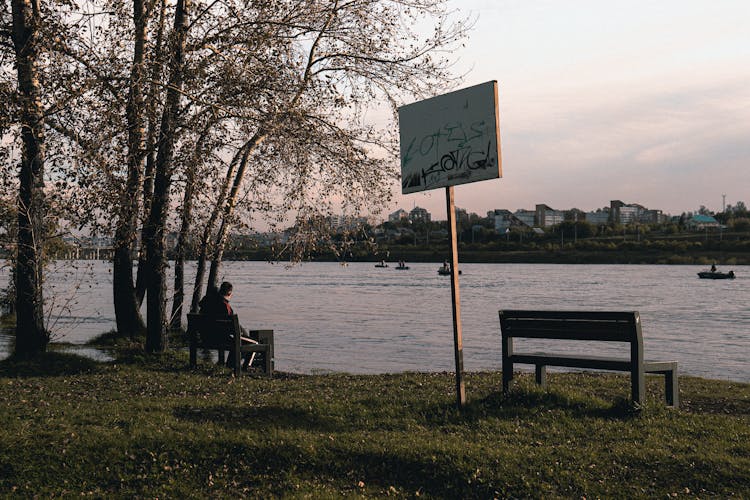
[1,261,748,382]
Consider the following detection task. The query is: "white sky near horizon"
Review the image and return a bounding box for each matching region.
[387,0,750,221]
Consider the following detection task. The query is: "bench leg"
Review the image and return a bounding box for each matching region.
[502,362,513,393]
[632,366,645,408]
[264,346,273,377]
[535,365,547,388]
[189,339,197,368]
[665,366,679,407]
[233,334,242,377]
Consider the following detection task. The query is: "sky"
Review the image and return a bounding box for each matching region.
[388,0,750,221]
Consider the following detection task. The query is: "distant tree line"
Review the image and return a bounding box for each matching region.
[246,209,750,264]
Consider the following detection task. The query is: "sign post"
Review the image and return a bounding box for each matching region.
[398,81,501,408]
[445,185,466,406]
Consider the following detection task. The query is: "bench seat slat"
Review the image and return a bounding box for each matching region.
[512,353,677,373]
[500,325,634,341]
[642,361,679,372]
[511,353,632,371]
[500,310,639,321]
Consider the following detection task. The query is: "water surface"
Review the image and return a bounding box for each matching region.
[1,261,748,382]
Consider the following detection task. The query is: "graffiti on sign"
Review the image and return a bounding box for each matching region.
[398,81,501,194]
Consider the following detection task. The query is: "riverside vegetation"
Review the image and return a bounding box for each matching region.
[1,348,748,498]
[220,225,750,265]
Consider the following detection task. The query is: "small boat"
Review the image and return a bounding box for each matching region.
[395,265,410,270]
[374,263,388,268]
[438,268,461,275]
[697,270,735,279]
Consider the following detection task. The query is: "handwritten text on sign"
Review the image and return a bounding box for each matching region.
[398,81,502,194]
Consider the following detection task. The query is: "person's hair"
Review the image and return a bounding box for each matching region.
[218,281,233,297]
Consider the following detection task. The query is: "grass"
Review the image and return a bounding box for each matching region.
[0,351,748,498]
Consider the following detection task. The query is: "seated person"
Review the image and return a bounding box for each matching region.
[199,281,258,370]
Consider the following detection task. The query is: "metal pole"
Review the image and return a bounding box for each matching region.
[445,186,466,408]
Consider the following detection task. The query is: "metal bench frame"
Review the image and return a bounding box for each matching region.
[499,310,678,407]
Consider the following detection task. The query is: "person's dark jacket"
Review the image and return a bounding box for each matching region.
[198,289,232,316]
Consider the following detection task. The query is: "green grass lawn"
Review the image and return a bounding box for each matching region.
[1,351,748,498]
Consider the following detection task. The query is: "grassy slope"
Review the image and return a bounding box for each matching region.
[1,352,748,498]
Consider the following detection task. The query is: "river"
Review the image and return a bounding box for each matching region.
[1,260,748,382]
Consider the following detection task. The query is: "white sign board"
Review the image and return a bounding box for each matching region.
[398,81,501,194]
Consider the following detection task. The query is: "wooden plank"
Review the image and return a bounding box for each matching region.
[511,353,632,371]
[499,310,639,341]
[500,310,639,321]
[446,185,466,408]
[500,324,635,341]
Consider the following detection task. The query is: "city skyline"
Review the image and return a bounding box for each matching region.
[389,196,745,221]
[389,0,750,221]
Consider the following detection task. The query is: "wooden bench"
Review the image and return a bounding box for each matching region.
[187,313,274,377]
[498,310,678,407]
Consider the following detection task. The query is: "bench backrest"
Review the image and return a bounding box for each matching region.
[187,313,240,349]
[498,310,642,343]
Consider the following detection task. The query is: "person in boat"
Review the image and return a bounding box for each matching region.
[399,260,405,268]
[199,281,258,370]
[441,260,451,272]
[710,263,717,272]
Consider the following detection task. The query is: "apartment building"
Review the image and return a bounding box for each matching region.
[409,206,431,223]
[535,204,565,227]
[388,209,408,222]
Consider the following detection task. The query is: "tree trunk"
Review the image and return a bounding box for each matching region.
[207,132,266,290]
[113,0,148,339]
[12,0,48,357]
[169,128,208,329]
[190,143,243,312]
[144,0,189,353]
[205,11,327,287]
[135,0,167,308]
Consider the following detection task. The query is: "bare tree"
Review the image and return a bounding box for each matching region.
[199,0,469,290]
[9,0,48,356]
[2,0,468,356]
[112,0,149,339]
[143,0,189,352]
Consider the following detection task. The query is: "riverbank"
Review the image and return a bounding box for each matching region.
[1,351,748,497]
[224,246,750,265]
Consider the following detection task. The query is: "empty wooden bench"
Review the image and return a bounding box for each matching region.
[187,313,274,377]
[498,310,678,407]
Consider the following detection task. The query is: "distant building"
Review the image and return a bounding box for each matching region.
[610,200,640,224]
[640,209,667,224]
[327,214,368,231]
[610,200,666,224]
[454,207,469,224]
[585,209,610,225]
[409,206,431,223]
[514,209,535,227]
[491,209,527,232]
[686,214,720,230]
[535,204,564,227]
[492,210,513,232]
[388,209,408,222]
